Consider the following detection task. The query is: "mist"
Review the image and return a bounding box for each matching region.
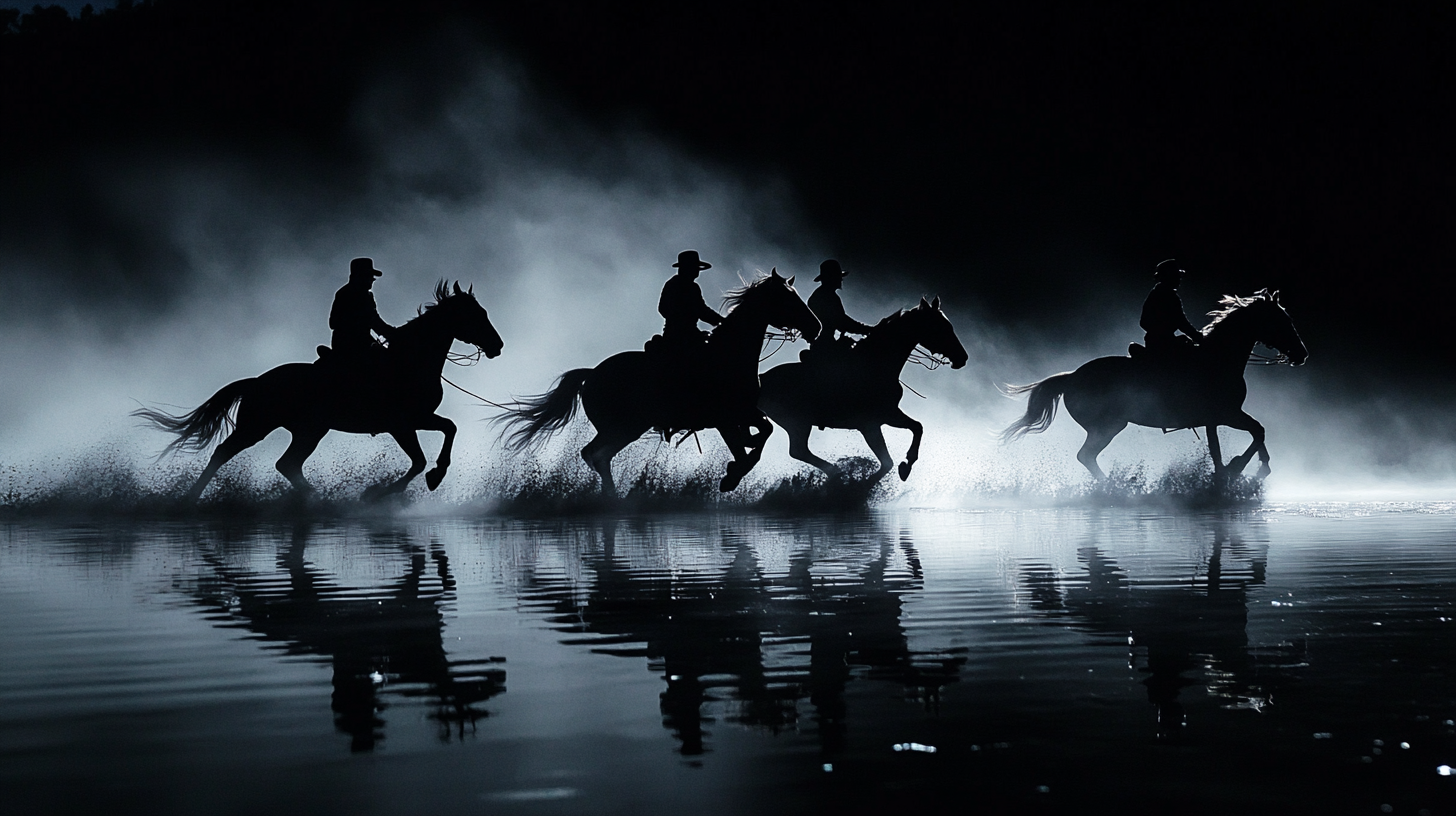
[1,34,1450,508]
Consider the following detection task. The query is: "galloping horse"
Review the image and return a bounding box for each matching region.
[1001,290,1307,480]
[759,296,968,482]
[136,281,503,500]
[498,270,820,496]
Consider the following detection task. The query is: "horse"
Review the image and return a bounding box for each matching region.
[497,270,820,496]
[758,296,968,482]
[135,281,503,501]
[1000,289,1307,480]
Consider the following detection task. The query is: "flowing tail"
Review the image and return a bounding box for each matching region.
[999,372,1073,442]
[132,378,256,455]
[495,368,591,452]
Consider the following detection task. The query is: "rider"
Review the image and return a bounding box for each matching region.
[807,259,872,355]
[657,250,723,348]
[326,257,397,365]
[1136,259,1201,361]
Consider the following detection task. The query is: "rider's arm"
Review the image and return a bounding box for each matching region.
[697,302,725,326]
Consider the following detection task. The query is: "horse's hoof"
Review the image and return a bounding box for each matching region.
[720,464,745,492]
[426,468,445,491]
[898,462,912,481]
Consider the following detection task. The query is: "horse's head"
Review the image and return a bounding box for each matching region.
[909,296,969,369]
[724,268,820,339]
[1206,289,1306,366]
[434,280,504,358]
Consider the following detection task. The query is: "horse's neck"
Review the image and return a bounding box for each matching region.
[854,320,919,375]
[710,309,769,366]
[392,313,455,374]
[1202,313,1258,372]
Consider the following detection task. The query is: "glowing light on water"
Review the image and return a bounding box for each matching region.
[892,742,937,753]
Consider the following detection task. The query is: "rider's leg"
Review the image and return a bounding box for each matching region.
[859,425,896,481]
[419,414,457,491]
[1206,425,1224,473]
[782,420,842,479]
[185,424,272,501]
[275,427,327,494]
[882,408,924,481]
[1076,420,1126,481]
[1223,412,1269,478]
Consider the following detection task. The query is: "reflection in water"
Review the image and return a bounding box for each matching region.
[1021,517,1305,741]
[523,518,965,757]
[188,525,504,752]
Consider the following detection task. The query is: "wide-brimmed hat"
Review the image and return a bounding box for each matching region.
[350,257,383,278]
[672,250,712,271]
[814,259,847,282]
[1154,258,1185,280]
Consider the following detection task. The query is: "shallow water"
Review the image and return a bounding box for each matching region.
[2,506,1455,815]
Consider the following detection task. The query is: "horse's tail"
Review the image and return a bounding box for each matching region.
[495,368,591,452]
[998,372,1074,442]
[132,377,256,455]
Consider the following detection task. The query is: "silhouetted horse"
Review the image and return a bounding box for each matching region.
[136,281,502,500]
[759,297,968,482]
[498,270,820,495]
[1001,290,1306,480]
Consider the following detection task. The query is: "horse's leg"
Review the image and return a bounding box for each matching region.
[365,429,428,498]
[582,428,642,497]
[781,420,842,479]
[882,408,924,481]
[1222,411,1269,479]
[716,424,755,492]
[1206,424,1225,474]
[858,425,896,482]
[185,424,273,501]
[275,427,327,495]
[1076,420,1127,480]
[419,414,456,491]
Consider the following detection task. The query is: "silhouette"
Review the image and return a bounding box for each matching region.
[320,257,397,365]
[1020,519,1301,741]
[1001,289,1307,480]
[760,297,968,482]
[1129,260,1201,362]
[521,519,963,758]
[136,281,503,500]
[498,270,819,495]
[803,259,872,360]
[653,250,724,351]
[188,526,505,752]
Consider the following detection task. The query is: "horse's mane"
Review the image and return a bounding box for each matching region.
[721,275,783,312]
[1203,289,1276,333]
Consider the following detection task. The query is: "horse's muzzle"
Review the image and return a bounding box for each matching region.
[485,348,502,359]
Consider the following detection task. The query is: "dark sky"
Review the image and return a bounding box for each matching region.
[3,0,1452,393]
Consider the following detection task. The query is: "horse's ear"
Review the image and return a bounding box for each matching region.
[787,275,795,286]
[1272,289,1281,303]
[919,296,931,309]
[771,267,781,280]
[453,281,464,297]
[931,296,941,310]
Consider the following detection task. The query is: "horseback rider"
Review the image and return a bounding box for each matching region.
[324,257,397,367]
[1134,259,1201,362]
[656,249,723,349]
[806,259,872,359]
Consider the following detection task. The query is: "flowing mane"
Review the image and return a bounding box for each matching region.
[1202,288,1277,334]
[721,274,785,312]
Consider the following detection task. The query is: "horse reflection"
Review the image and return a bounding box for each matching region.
[189,526,504,752]
[1020,519,1303,741]
[524,520,964,758]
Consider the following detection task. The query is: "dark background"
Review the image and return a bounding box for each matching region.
[3,1,1451,395]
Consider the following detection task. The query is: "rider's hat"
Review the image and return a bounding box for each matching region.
[1154,258,1185,281]
[351,257,383,279]
[672,250,712,271]
[814,259,847,282]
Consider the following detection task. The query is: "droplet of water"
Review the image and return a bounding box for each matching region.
[1437,765,1453,776]
[822,763,833,773]
[1313,732,1333,739]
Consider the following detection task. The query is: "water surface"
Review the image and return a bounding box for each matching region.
[3,506,1455,814]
